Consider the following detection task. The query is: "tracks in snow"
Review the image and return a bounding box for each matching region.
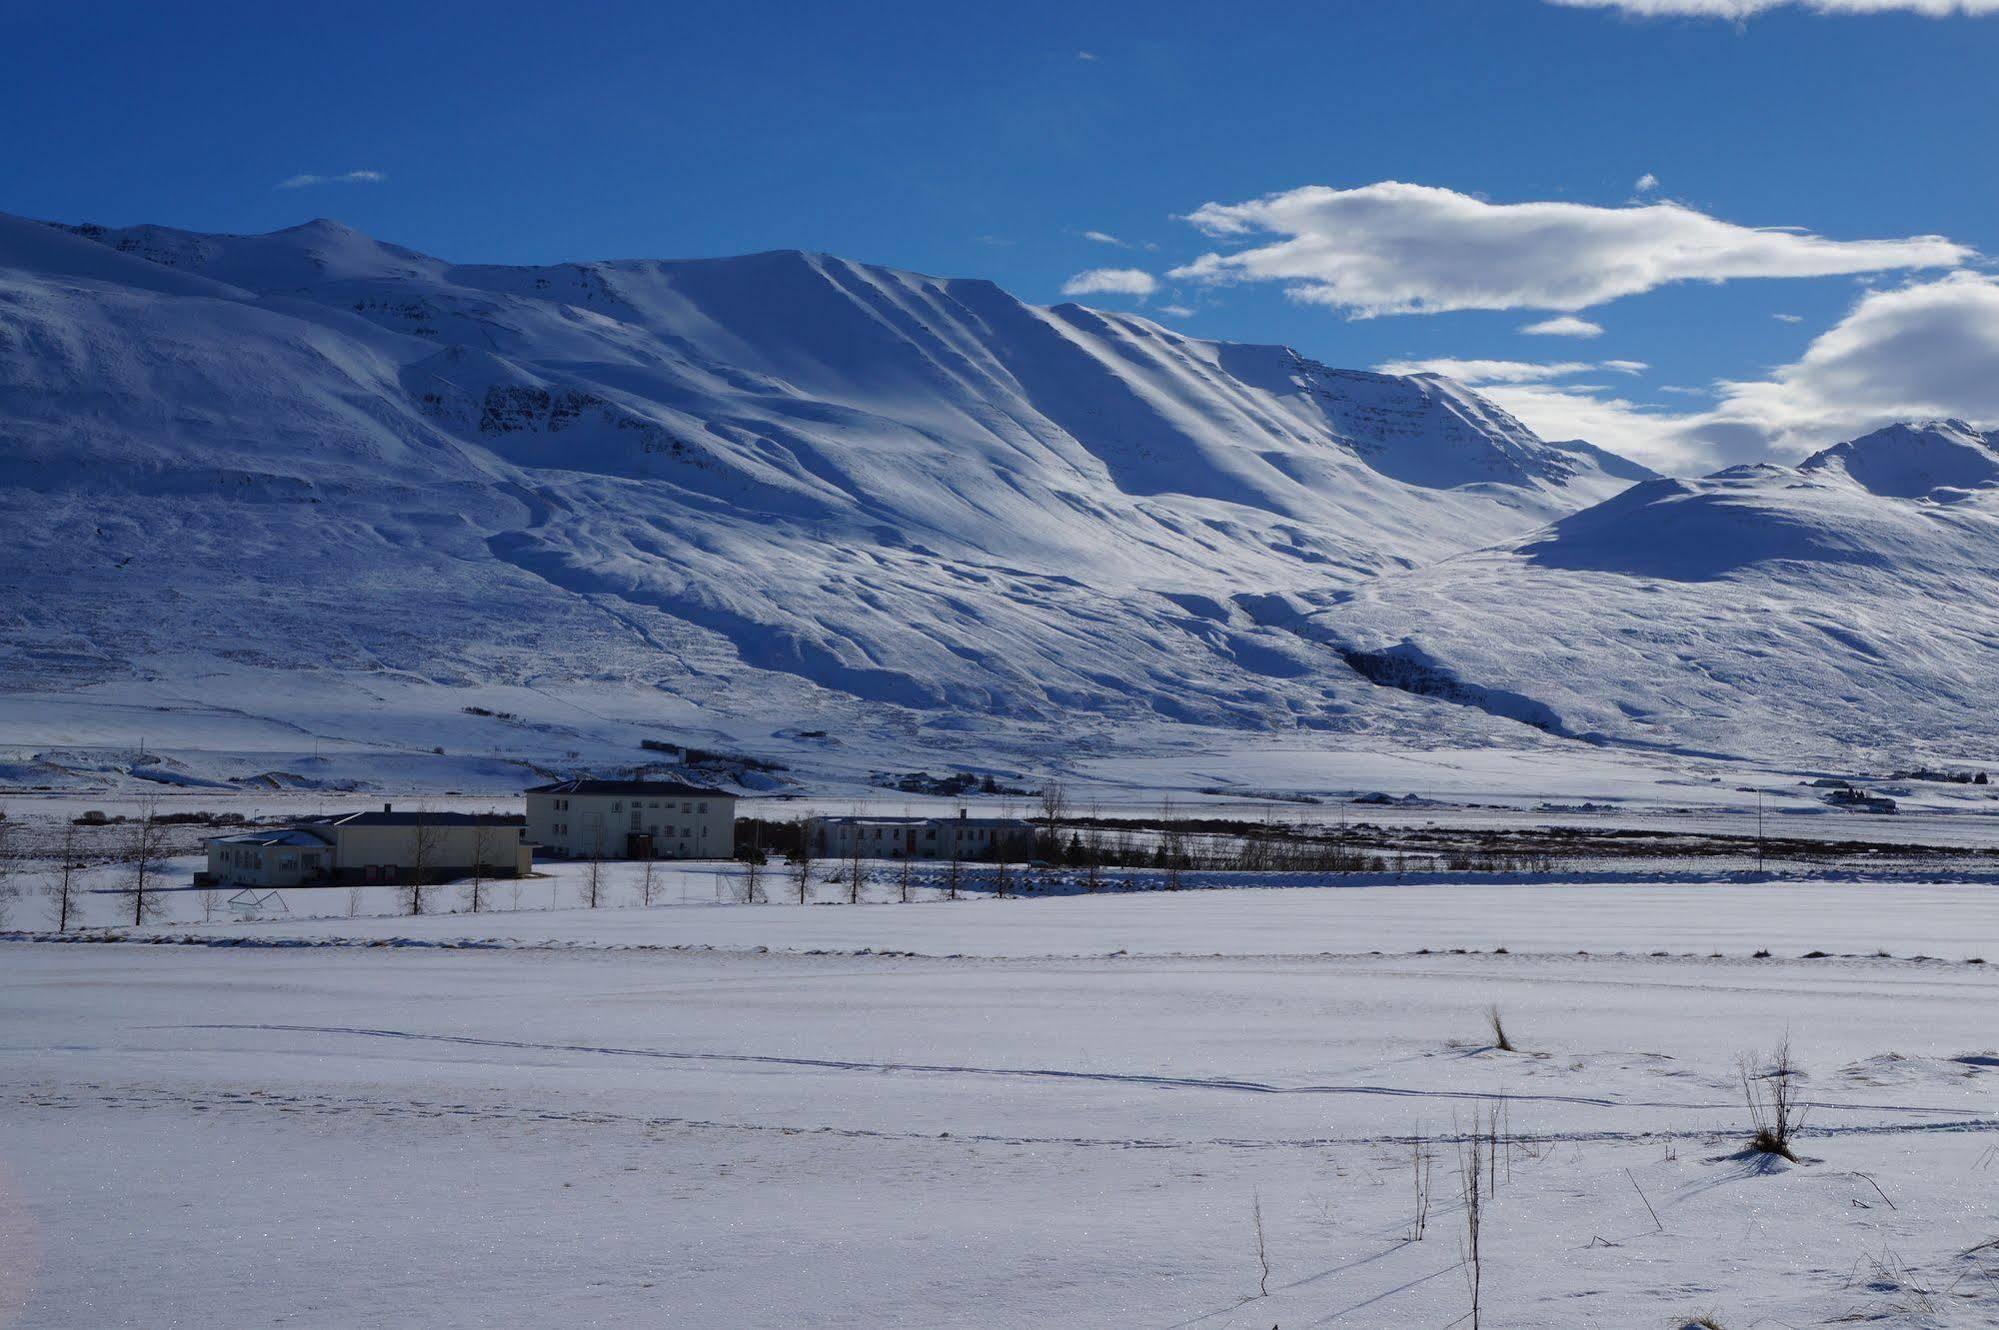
[176,1022,1991,1120]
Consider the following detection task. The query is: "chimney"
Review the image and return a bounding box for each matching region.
[958,808,967,820]
[383,802,393,814]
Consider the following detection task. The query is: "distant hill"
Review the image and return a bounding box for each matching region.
[1319,420,1999,763]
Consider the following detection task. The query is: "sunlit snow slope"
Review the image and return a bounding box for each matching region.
[0,212,1656,764]
[1322,421,1999,763]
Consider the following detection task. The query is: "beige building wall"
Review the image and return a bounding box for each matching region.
[204,840,331,887]
[328,823,530,879]
[527,791,735,859]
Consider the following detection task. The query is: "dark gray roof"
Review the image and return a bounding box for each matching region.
[525,779,733,798]
[307,812,526,828]
[207,828,334,848]
[812,814,1033,829]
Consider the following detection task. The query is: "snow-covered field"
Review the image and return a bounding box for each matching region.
[5,881,1997,1327]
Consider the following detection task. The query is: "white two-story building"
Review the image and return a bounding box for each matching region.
[525,779,737,860]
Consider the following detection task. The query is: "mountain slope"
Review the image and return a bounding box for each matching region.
[0,212,1648,765]
[1317,421,1999,762]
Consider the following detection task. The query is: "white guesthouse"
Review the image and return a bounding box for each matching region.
[526,779,737,860]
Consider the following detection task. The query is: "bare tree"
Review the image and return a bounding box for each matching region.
[123,797,167,927]
[1459,1116,1486,1330]
[1083,801,1104,893]
[847,828,865,905]
[1037,780,1068,860]
[897,849,912,904]
[1409,1129,1433,1241]
[48,818,84,932]
[741,844,765,905]
[789,819,814,904]
[467,820,499,914]
[944,817,964,901]
[582,822,606,909]
[639,852,660,907]
[0,805,17,926]
[405,809,443,916]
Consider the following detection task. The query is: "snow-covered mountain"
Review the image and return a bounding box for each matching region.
[1321,420,1999,764]
[0,211,1662,778]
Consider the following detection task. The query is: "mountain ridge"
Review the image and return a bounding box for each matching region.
[6,210,1988,776]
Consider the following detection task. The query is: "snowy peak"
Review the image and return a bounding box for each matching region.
[1800,419,1999,499]
[0,210,1659,741]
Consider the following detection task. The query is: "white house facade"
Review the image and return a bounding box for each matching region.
[526,780,737,860]
[807,812,1035,862]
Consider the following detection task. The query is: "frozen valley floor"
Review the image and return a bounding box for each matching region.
[4,883,1998,1328]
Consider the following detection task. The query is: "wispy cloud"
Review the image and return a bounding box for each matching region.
[1076,49,1099,59]
[1169,181,1971,317]
[1773,312,1805,322]
[277,169,386,190]
[1156,304,1196,317]
[1634,172,1661,193]
[1376,358,1625,384]
[1376,360,1570,384]
[1061,267,1158,299]
[1081,230,1129,247]
[1395,271,1999,474]
[1521,315,1606,337]
[1548,0,1999,15]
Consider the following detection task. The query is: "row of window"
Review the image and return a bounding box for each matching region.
[546,798,711,814]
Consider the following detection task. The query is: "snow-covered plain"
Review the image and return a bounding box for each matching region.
[5,881,1997,1328]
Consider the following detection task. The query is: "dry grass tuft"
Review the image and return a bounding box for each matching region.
[1486,1004,1517,1054]
[1740,1037,1806,1163]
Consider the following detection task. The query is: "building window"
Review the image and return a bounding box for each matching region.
[698,802,708,813]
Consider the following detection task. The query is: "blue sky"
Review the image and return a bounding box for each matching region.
[5,0,1999,471]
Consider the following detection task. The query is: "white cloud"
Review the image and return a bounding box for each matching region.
[1484,382,1697,470]
[1697,270,1999,456]
[1403,271,1999,474]
[1773,312,1804,322]
[1375,358,1599,384]
[1156,304,1196,317]
[1549,0,1999,15]
[1076,49,1099,59]
[1634,172,1661,193]
[1603,359,1650,373]
[1521,315,1606,337]
[1081,230,1129,247]
[1169,181,1970,317]
[277,169,386,189]
[1060,267,1159,299]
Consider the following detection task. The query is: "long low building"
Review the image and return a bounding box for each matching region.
[204,808,531,887]
[526,779,737,859]
[808,812,1036,862]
